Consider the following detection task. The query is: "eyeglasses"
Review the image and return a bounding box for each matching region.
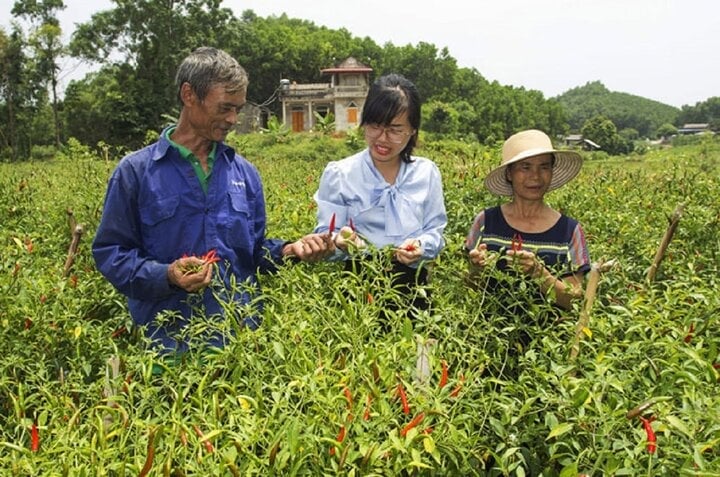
[364,124,414,144]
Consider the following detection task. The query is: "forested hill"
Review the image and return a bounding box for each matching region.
[555,81,679,137]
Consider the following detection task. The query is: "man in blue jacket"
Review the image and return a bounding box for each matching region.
[92,47,333,354]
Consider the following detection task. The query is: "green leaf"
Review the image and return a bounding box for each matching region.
[546,422,573,440]
[571,387,590,408]
[273,341,285,360]
[665,415,692,437]
[422,436,435,454]
[559,463,579,477]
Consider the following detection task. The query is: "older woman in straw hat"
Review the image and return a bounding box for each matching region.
[465,129,590,310]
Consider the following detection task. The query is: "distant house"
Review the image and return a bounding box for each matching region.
[677,123,710,135]
[278,57,372,132]
[235,102,266,133]
[563,134,601,151]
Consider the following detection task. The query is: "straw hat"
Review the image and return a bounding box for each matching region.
[484,129,583,196]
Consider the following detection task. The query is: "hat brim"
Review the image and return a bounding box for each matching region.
[484,150,583,196]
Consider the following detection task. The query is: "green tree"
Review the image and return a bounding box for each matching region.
[423,100,461,137]
[581,115,633,155]
[0,26,31,160]
[581,115,617,151]
[655,123,677,139]
[12,0,66,148]
[68,0,239,148]
[63,65,140,147]
[677,96,720,130]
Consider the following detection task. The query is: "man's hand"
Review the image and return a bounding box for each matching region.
[394,238,422,265]
[283,233,335,262]
[168,256,212,293]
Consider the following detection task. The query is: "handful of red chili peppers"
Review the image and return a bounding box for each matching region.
[178,249,221,275]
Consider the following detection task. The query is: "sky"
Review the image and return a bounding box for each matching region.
[2,0,718,108]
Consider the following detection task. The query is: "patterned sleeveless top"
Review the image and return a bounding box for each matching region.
[465,206,590,277]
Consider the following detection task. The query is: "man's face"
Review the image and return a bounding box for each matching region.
[186,83,247,142]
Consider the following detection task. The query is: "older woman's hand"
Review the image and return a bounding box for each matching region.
[469,243,495,268]
[506,249,544,278]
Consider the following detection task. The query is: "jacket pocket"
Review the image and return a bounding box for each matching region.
[140,194,179,225]
[223,191,255,249]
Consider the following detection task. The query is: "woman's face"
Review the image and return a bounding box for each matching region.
[363,111,414,164]
[506,154,554,200]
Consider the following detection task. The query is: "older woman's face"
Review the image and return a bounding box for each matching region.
[507,154,554,200]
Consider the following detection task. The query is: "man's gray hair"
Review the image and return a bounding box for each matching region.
[175,47,249,103]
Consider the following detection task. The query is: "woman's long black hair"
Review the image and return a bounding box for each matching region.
[360,73,421,163]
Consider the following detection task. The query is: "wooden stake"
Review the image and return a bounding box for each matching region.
[66,208,76,234]
[63,224,84,277]
[570,259,616,361]
[646,203,684,283]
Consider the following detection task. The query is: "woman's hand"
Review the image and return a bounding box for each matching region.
[284,233,335,262]
[506,249,544,278]
[395,239,422,265]
[334,226,366,252]
[468,243,493,268]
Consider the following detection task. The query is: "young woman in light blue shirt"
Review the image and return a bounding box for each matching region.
[313,73,447,314]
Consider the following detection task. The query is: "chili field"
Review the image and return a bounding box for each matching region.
[1,134,719,476]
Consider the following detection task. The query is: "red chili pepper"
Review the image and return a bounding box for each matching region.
[329,425,346,455]
[24,318,33,330]
[404,243,417,252]
[713,363,720,370]
[421,426,433,435]
[400,412,425,437]
[343,386,353,411]
[396,383,410,415]
[138,427,157,477]
[439,360,449,389]
[193,424,214,454]
[684,323,694,343]
[348,217,355,231]
[639,416,657,454]
[30,421,39,452]
[363,394,372,421]
[511,233,523,252]
[328,212,336,234]
[450,373,465,398]
[202,249,220,264]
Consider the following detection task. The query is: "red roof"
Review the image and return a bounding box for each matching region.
[321,57,372,74]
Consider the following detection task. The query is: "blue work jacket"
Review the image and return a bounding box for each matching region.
[92,131,284,352]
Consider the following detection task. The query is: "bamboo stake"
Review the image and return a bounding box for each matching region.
[570,259,617,361]
[63,224,84,277]
[102,356,121,429]
[646,203,684,283]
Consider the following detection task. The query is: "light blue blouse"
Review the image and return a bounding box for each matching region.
[313,148,447,265]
